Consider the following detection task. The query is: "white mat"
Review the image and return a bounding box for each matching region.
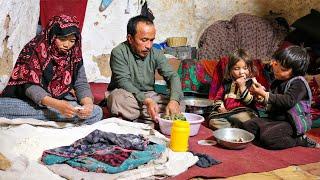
[0,117,198,179]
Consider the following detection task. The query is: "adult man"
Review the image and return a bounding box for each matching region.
[107,15,183,121]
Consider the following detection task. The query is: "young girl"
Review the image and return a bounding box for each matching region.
[244,45,319,149]
[209,49,259,128]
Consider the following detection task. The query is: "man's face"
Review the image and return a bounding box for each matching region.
[127,22,156,58]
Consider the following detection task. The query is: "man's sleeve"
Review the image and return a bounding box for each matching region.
[156,54,183,102]
[110,49,146,103]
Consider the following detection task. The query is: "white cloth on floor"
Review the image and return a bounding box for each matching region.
[0,118,198,179]
[0,117,75,128]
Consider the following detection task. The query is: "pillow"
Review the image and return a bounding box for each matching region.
[291,9,320,41]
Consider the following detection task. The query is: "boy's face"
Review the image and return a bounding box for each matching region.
[271,60,292,80]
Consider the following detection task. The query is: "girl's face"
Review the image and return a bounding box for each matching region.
[270,60,292,80]
[231,59,250,79]
[54,34,76,53]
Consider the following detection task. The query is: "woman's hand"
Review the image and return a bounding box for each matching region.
[144,98,159,122]
[57,100,78,118]
[78,97,94,119]
[41,96,77,118]
[165,100,180,116]
[76,104,93,119]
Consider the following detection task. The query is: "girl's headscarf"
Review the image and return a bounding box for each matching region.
[3,14,83,99]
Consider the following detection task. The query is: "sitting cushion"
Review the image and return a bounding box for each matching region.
[89,82,108,105]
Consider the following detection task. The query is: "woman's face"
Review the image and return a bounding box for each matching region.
[54,34,76,53]
[231,59,250,79]
[270,59,293,80]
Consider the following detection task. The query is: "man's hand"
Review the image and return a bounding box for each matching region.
[143,98,159,121]
[165,100,180,116]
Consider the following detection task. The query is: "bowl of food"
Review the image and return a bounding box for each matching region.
[156,113,204,136]
[212,128,255,149]
[182,97,214,116]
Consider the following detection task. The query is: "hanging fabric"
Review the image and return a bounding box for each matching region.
[40,0,88,32]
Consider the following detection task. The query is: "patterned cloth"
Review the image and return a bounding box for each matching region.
[2,15,82,99]
[198,13,287,60]
[42,130,166,174]
[197,20,236,60]
[178,59,213,94]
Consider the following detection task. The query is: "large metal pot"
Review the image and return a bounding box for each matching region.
[182,97,214,116]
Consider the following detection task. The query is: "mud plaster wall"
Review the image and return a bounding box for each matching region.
[0,0,39,91]
[0,0,319,86]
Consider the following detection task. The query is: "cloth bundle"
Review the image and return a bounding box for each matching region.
[41,129,166,174]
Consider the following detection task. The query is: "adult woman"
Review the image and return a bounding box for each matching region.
[0,15,102,124]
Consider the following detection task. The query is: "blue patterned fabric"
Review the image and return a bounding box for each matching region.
[43,144,165,173]
[42,130,166,173]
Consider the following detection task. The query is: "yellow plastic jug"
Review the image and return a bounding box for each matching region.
[170,120,190,152]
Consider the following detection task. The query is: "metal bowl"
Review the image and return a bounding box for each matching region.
[212,128,255,150]
[182,97,214,115]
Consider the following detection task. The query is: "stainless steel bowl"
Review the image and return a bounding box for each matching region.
[212,128,255,150]
[182,97,214,115]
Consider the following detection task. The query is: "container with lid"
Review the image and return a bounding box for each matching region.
[169,120,190,152]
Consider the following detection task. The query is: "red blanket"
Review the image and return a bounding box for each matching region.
[170,125,320,179]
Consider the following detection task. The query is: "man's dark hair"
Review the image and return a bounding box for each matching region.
[127,15,154,36]
[273,45,310,76]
